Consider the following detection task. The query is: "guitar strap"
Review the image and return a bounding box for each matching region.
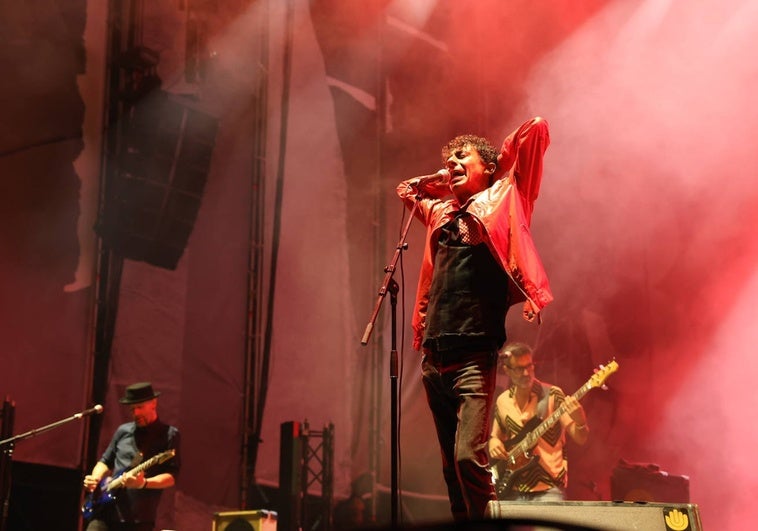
[535,382,551,421]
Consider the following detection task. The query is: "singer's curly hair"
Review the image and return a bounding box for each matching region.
[441,134,498,167]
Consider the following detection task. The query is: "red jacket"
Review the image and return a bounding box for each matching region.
[397,117,553,351]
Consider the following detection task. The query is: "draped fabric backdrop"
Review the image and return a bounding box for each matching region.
[1,1,757,531]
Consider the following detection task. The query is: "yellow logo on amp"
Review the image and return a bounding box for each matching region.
[664,508,690,531]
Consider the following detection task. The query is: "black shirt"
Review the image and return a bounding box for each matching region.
[423,212,510,353]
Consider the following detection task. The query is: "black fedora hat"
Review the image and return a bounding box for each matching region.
[119,382,161,404]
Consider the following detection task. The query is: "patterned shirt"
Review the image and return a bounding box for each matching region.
[492,380,569,492]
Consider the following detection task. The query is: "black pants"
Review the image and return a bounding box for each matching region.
[422,349,498,521]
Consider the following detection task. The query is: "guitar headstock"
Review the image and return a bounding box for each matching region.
[156,449,176,464]
[589,360,619,389]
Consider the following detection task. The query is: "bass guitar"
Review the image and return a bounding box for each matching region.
[490,361,618,496]
[82,449,176,520]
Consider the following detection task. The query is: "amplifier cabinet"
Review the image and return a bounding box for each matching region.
[485,500,702,531]
[611,459,689,503]
[212,509,278,531]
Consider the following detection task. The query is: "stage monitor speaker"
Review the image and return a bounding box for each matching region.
[98,89,218,270]
[7,461,81,531]
[611,459,689,503]
[212,509,277,531]
[486,500,702,531]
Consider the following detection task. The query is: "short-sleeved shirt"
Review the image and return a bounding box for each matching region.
[97,419,180,524]
[493,380,568,492]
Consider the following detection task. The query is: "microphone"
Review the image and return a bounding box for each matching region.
[408,168,450,187]
[74,405,104,419]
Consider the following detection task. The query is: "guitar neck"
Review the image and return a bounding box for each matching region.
[132,452,165,474]
[107,451,173,490]
[511,381,593,458]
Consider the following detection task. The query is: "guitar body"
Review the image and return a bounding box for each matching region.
[81,449,176,521]
[492,454,542,496]
[82,474,119,520]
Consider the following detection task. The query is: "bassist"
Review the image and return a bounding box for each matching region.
[488,343,588,501]
[83,382,180,531]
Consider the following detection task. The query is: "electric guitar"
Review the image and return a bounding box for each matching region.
[490,361,618,496]
[82,449,176,520]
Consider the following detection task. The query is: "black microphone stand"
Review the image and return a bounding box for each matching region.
[0,406,102,531]
[0,408,103,449]
[0,399,15,531]
[361,195,421,529]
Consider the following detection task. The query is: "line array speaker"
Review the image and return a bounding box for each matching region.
[98,90,217,270]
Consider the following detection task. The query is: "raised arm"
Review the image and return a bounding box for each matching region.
[493,117,550,224]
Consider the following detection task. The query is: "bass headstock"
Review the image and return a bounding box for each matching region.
[589,360,619,390]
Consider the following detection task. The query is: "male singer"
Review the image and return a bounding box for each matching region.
[396,117,552,520]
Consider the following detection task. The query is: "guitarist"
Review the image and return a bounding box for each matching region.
[488,343,588,501]
[83,382,180,531]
